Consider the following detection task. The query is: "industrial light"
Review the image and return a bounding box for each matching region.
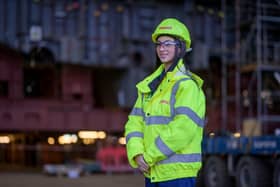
[116,5,124,13]
[58,134,78,144]
[97,131,106,139]
[82,138,95,145]
[118,137,126,145]
[101,3,109,11]
[93,10,101,17]
[78,131,98,139]
[78,131,106,139]
[0,136,10,144]
[233,132,241,138]
[47,137,55,145]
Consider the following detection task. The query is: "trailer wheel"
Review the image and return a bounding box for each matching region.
[274,159,280,187]
[196,167,205,187]
[204,156,232,187]
[236,156,272,187]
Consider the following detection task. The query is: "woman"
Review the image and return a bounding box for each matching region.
[125,18,206,187]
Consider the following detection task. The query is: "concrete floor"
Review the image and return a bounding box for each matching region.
[0,172,144,187]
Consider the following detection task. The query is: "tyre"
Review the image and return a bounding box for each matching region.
[236,156,272,187]
[204,156,232,187]
[274,159,280,187]
[196,167,205,187]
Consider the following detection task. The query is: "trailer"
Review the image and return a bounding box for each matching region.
[198,65,280,187]
[198,0,280,186]
[201,135,280,187]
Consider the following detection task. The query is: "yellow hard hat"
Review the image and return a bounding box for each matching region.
[152,18,191,49]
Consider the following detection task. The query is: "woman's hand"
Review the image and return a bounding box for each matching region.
[134,154,150,174]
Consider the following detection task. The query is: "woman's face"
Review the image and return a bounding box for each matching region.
[156,35,177,68]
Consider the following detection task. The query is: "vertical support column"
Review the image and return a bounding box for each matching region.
[0,0,5,41]
[99,2,110,64]
[18,0,29,51]
[256,0,262,131]
[87,1,98,63]
[79,0,87,62]
[221,0,227,131]
[235,0,241,133]
[7,0,17,48]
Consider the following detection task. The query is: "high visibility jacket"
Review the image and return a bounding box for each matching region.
[125,60,205,183]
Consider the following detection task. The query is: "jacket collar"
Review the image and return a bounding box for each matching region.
[136,60,204,93]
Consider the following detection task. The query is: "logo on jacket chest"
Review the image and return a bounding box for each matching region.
[160,100,170,105]
[143,92,170,106]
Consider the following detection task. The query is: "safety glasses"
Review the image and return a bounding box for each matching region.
[155,40,178,48]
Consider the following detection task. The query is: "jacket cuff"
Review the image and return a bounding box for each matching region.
[143,152,155,167]
[128,151,142,168]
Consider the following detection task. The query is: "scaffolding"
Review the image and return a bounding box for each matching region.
[221,0,280,134]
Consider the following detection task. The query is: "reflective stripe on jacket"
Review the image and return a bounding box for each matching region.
[125,60,206,182]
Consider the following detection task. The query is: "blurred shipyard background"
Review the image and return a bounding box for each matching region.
[0,0,279,187]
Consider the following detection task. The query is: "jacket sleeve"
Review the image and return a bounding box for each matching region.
[143,79,205,166]
[125,91,145,168]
